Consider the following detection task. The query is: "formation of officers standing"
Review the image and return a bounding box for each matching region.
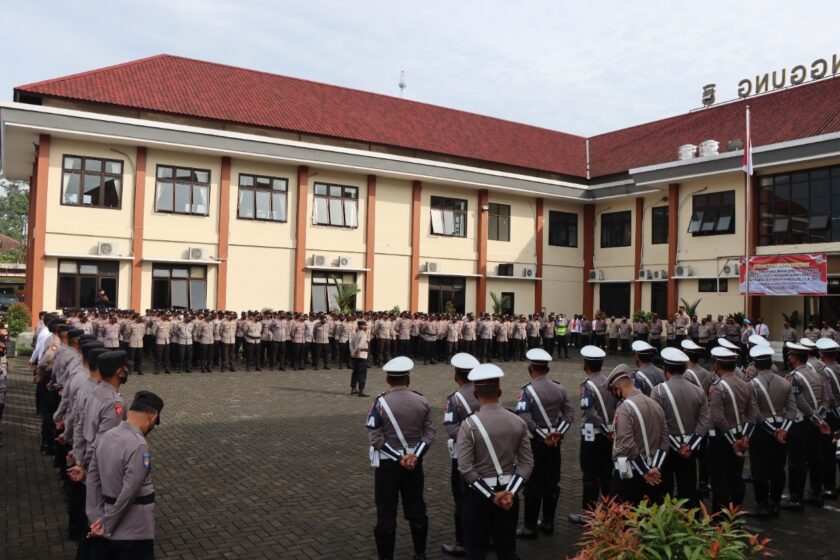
[364,333,840,560]
[28,313,164,560]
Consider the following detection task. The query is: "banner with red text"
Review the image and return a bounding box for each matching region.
[739,254,828,296]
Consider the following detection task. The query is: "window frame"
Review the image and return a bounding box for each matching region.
[488,203,511,242]
[312,182,359,228]
[651,206,669,244]
[150,264,208,310]
[600,210,632,248]
[154,165,211,216]
[688,191,735,237]
[698,278,729,293]
[311,271,357,313]
[236,173,289,222]
[56,259,120,308]
[60,155,124,210]
[548,210,578,247]
[430,196,468,238]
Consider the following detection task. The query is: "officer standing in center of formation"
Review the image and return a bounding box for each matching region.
[515,348,573,539]
[650,347,709,509]
[747,344,795,518]
[366,356,434,560]
[440,352,481,557]
[350,320,370,397]
[456,363,533,560]
[607,363,669,506]
[816,337,840,499]
[631,340,665,396]
[568,346,616,525]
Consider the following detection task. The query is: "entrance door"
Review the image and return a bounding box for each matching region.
[428,276,466,314]
[599,283,631,318]
[651,282,668,318]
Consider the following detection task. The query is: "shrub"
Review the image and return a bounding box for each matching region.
[573,496,771,560]
[16,343,32,357]
[7,302,31,338]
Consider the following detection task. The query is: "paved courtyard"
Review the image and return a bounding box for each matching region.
[2,351,839,559]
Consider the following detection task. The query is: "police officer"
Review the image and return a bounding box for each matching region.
[680,340,713,394]
[631,340,665,396]
[220,312,237,372]
[86,390,163,560]
[127,314,145,375]
[244,313,263,371]
[313,315,331,369]
[366,356,434,560]
[515,347,573,539]
[350,320,370,397]
[456,363,533,560]
[747,344,795,518]
[152,314,171,374]
[607,364,669,506]
[707,346,758,514]
[440,353,481,557]
[651,347,709,508]
[817,337,840,499]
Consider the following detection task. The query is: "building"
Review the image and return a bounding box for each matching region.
[2,54,840,334]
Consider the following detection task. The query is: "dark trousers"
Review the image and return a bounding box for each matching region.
[460,340,475,357]
[235,336,244,360]
[620,338,630,355]
[788,420,823,499]
[462,489,519,560]
[422,340,436,364]
[608,338,618,355]
[220,343,235,371]
[153,344,169,373]
[292,343,305,369]
[245,342,260,370]
[351,358,368,392]
[449,459,467,545]
[708,435,745,513]
[570,332,579,348]
[177,344,193,372]
[214,340,221,366]
[271,341,285,370]
[544,336,557,357]
[513,339,526,360]
[313,343,329,368]
[609,470,662,506]
[661,450,698,508]
[750,427,787,505]
[595,333,606,349]
[495,341,509,361]
[128,347,143,373]
[200,343,213,371]
[478,339,492,363]
[338,342,350,368]
[523,440,561,529]
[579,435,613,510]
[374,460,428,532]
[91,538,155,560]
[446,341,459,359]
[376,338,390,365]
[555,336,568,357]
[823,414,840,492]
[260,340,272,368]
[527,336,540,350]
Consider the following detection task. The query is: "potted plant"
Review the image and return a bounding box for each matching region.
[6,302,31,357]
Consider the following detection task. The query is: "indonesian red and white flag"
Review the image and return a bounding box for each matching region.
[742,107,753,175]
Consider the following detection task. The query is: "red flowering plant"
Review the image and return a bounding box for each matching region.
[572,496,771,560]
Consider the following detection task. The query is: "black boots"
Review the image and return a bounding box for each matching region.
[540,489,559,535]
[517,495,541,539]
[440,512,466,556]
[374,528,396,560]
[410,522,428,560]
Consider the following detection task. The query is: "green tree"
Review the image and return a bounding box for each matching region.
[0,248,23,263]
[489,291,510,314]
[680,297,702,317]
[332,278,360,313]
[7,302,31,337]
[0,179,30,242]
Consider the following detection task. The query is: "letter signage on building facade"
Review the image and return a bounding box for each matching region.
[738,54,840,98]
[739,254,828,296]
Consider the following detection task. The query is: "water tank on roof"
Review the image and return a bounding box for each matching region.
[698,140,720,157]
[678,144,697,160]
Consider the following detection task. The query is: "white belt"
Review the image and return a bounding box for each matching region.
[482,474,513,487]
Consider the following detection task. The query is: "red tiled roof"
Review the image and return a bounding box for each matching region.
[14,55,586,177]
[15,55,840,180]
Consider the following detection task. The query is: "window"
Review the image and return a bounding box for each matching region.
[312,183,358,227]
[237,174,288,221]
[155,165,210,215]
[61,156,123,209]
[600,211,632,248]
[311,271,356,313]
[151,265,207,309]
[500,292,515,315]
[599,283,631,318]
[57,260,119,308]
[651,206,669,244]
[548,210,578,247]
[698,278,729,292]
[430,196,467,237]
[428,276,466,314]
[488,203,510,241]
[759,165,840,245]
[687,191,735,236]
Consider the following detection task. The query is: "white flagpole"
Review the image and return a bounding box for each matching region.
[744,106,751,317]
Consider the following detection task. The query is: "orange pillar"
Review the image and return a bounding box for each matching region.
[535,197,544,313]
[667,183,680,316]
[293,166,309,312]
[476,189,489,314]
[216,156,232,309]
[582,204,595,317]
[633,197,644,312]
[30,134,50,326]
[130,147,147,311]
[409,181,421,312]
[364,175,376,311]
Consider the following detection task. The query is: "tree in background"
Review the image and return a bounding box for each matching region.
[0,179,29,263]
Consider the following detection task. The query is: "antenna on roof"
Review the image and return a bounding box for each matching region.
[399,70,406,98]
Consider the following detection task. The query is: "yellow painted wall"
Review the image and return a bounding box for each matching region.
[486,279,535,315]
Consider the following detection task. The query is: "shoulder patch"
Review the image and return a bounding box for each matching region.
[114,403,124,418]
[142,451,151,470]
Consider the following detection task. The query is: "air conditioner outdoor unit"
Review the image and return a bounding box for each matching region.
[188,247,207,261]
[674,264,693,277]
[639,269,652,280]
[498,263,514,276]
[313,254,328,267]
[722,263,740,277]
[658,269,667,280]
[523,266,536,278]
[338,256,352,268]
[97,241,116,256]
[652,270,663,280]
[588,269,604,282]
[426,262,439,273]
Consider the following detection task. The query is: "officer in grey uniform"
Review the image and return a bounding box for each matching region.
[680,340,714,394]
[350,321,370,396]
[631,340,665,396]
[440,353,481,557]
[366,357,434,560]
[816,337,840,499]
[650,347,710,509]
[747,344,795,518]
[568,346,616,525]
[87,390,163,560]
[607,364,669,505]
[456,363,533,560]
[707,346,759,514]
[515,348,573,539]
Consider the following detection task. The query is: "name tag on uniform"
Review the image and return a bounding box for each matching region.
[369,446,380,468]
[582,422,596,442]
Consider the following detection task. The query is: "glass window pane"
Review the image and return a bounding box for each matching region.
[84,158,103,172]
[98,261,118,274]
[194,170,209,183]
[773,217,789,232]
[255,176,270,188]
[83,175,101,206]
[104,161,122,175]
[171,267,189,278]
[271,193,286,221]
[62,173,81,204]
[431,209,444,234]
[255,190,271,219]
[715,207,733,232]
[810,215,829,230]
[442,210,455,235]
[151,279,170,308]
[175,168,192,179]
[329,198,345,226]
[156,182,174,211]
[79,264,98,275]
[238,189,255,218]
[152,266,170,278]
[314,197,329,224]
[190,267,205,278]
[488,215,498,240]
[240,175,254,187]
[79,277,97,308]
[345,188,358,199]
[174,183,191,213]
[157,166,173,179]
[99,277,117,304]
[59,261,78,274]
[329,185,342,197]
[64,156,82,171]
[312,286,328,313]
[688,210,703,233]
[272,178,286,191]
[170,279,188,309]
[327,285,340,312]
[192,185,208,215]
[314,184,327,196]
[344,200,358,227]
[102,178,121,208]
[189,280,207,310]
[700,208,719,231]
[498,216,510,241]
[57,276,77,308]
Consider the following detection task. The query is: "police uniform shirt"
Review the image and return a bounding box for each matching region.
[651,376,710,445]
[634,363,665,396]
[70,374,100,462]
[650,320,663,337]
[619,322,632,339]
[314,321,330,344]
[367,386,435,459]
[494,321,509,342]
[446,322,461,342]
[259,318,272,341]
[612,390,669,468]
[478,320,493,340]
[83,383,127,467]
[153,321,171,344]
[221,319,237,344]
[350,329,369,358]
[289,321,305,343]
[245,320,263,342]
[396,318,412,340]
[339,321,355,343]
[128,322,145,348]
[86,421,155,540]
[709,373,759,437]
[608,321,619,338]
[684,363,714,395]
[527,320,541,338]
[304,319,315,343]
[515,375,574,439]
[422,321,437,341]
[198,321,214,345]
[823,362,840,409]
[443,382,480,441]
[461,320,477,341]
[781,327,798,343]
[580,373,617,437]
[787,365,831,421]
[750,368,797,430]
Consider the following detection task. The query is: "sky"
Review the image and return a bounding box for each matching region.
[2,0,840,136]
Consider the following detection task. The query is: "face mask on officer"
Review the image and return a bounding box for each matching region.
[118,364,129,385]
